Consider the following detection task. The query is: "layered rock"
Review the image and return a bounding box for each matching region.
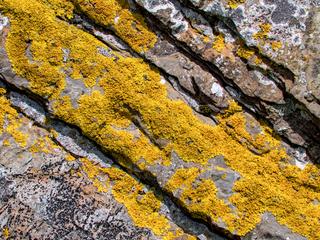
[133,0,320,161]
[0,84,218,239]
[0,0,319,240]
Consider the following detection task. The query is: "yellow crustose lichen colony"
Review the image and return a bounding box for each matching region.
[0,0,320,239]
[79,158,195,240]
[0,88,28,147]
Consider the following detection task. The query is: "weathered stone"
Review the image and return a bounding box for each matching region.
[0,87,201,239]
[133,0,320,159]
[0,1,319,240]
[243,213,307,240]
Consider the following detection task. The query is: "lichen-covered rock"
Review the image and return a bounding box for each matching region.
[0,0,319,240]
[134,0,320,160]
[185,0,320,110]
[0,87,204,239]
[243,213,307,240]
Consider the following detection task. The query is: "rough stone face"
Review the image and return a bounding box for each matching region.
[0,85,220,239]
[0,0,319,240]
[243,213,307,240]
[175,0,320,157]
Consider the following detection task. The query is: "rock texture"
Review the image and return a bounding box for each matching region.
[0,0,319,240]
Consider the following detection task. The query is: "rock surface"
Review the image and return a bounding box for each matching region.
[0,0,319,240]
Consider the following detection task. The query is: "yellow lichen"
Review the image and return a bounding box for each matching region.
[0,96,28,147]
[203,35,210,43]
[166,168,201,191]
[0,94,59,151]
[6,123,28,147]
[163,101,320,237]
[166,168,234,228]
[0,88,6,95]
[29,136,56,154]
[111,172,170,237]
[253,24,283,52]
[0,97,14,134]
[80,158,196,239]
[236,45,263,64]
[1,1,320,239]
[216,166,226,171]
[183,179,235,227]
[3,139,10,146]
[40,0,74,19]
[254,23,272,41]
[254,56,263,64]
[219,110,281,154]
[65,154,76,161]
[220,99,242,117]
[228,0,246,9]
[236,46,255,60]
[73,0,157,53]
[212,33,225,53]
[271,41,282,51]
[2,227,9,239]
[80,158,110,192]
